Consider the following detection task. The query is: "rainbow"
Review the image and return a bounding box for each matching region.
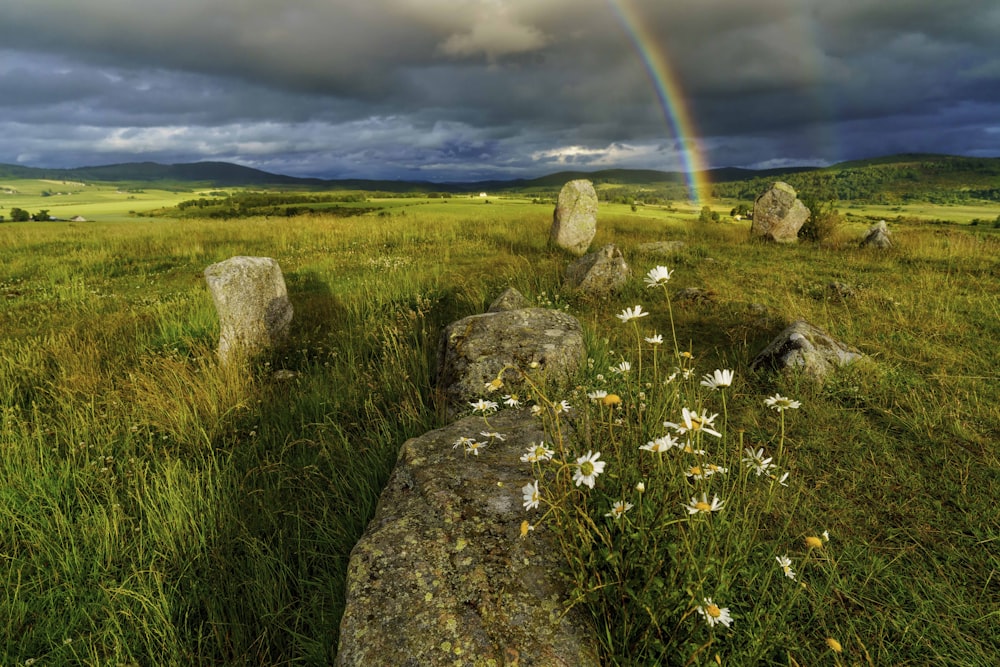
[607,0,711,206]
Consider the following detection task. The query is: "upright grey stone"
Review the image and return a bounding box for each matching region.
[550,179,598,256]
[336,410,601,666]
[436,307,585,413]
[751,320,863,381]
[565,243,631,297]
[751,182,810,243]
[204,256,293,364]
[860,220,892,249]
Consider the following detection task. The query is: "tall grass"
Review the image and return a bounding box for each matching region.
[1,204,998,664]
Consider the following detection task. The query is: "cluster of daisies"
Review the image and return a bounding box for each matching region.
[454,265,821,634]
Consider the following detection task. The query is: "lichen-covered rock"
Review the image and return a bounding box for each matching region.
[751,182,810,243]
[564,244,630,297]
[487,287,531,313]
[204,256,293,364]
[336,410,601,667]
[436,308,585,413]
[550,179,598,256]
[860,220,892,249]
[637,241,686,255]
[751,320,863,380]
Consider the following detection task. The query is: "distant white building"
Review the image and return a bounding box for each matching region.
[479,192,488,198]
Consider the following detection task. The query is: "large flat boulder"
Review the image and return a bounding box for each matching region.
[751,320,863,380]
[564,243,630,297]
[436,307,585,413]
[336,410,601,666]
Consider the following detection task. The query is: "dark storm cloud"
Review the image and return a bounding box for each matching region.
[0,0,998,180]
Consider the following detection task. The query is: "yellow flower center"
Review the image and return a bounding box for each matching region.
[580,461,594,476]
[825,637,842,653]
[695,501,712,512]
[805,536,824,549]
[690,466,703,476]
[706,604,721,618]
[690,419,703,431]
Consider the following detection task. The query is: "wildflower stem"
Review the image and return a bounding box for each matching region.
[661,284,681,363]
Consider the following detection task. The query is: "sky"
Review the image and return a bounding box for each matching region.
[1,0,998,182]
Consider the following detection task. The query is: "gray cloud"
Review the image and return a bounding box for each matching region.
[0,0,998,180]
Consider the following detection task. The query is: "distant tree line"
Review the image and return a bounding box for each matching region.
[711,158,1000,205]
[2,207,49,222]
[172,191,375,219]
[598,185,686,206]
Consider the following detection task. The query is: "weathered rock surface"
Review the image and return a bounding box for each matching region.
[487,287,531,313]
[564,243,630,297]
[674,287,716,305]
[436,308,585,412]
[204,256,293,364]
[637,240,686,255]
[550,180,598,256]
[751,320,863,380]
[336,409,601,667]
[860,220,892,249]
[751,182,810,243]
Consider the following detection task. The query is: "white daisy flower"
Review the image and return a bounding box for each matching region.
[572,451,606,489]
[644,266,673,288]
[700,369,734,390]
[616,305,649,323]
[776,554,796,580]
[640,434,678,453]
[522,480,541,510]
[519,442,555,463]
[696,598,733,628]
[604,500,634,520]
[469,398,499,415]
[683,493,725,515]
[765,394,801,411]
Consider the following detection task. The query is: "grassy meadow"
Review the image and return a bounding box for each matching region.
[1,193,999,665]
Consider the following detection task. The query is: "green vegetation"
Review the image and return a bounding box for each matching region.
[167,191,375,219]
[1,163,999,664]
[714,155,1000,206]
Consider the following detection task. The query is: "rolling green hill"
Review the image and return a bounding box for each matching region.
[2,154,999,203]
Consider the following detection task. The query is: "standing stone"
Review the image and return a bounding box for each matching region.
[564,243,631,297]
[860,220,892,249]
[550,179,598,256]
[751,182,810,243]
[336,410,601,666]
[204,256,293,364]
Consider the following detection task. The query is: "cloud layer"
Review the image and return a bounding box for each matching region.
[1,0,998,180]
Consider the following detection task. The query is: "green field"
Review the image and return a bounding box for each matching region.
[0,179,216,223]
[1,186,999,665]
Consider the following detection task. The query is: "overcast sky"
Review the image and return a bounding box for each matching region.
[1,0,998,181]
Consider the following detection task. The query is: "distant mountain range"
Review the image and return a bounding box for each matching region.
[0,159,817,192]
[1,154,998,197]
